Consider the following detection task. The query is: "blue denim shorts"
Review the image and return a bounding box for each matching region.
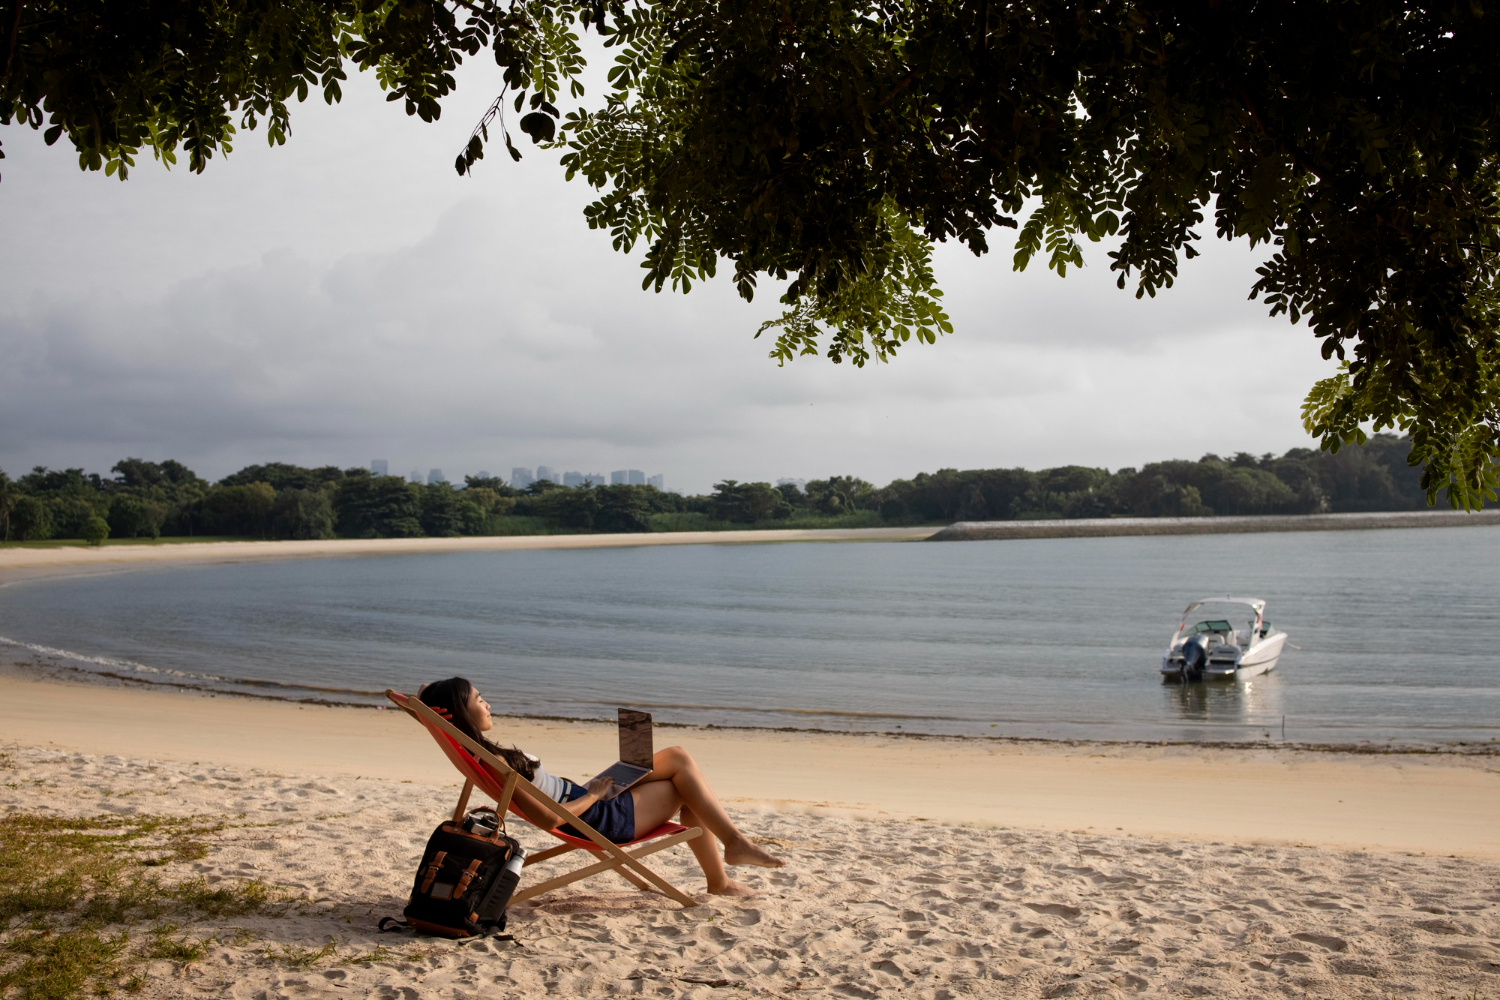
[559,780,637,843]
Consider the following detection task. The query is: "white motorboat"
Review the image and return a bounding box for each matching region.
[1161,597,1288,680]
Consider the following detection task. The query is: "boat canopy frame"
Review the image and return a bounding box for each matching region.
[1181,597,1266,618]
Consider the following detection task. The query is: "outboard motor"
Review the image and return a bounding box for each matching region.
[1180,634,1210,678]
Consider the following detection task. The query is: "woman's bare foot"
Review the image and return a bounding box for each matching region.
[724,837,785,869]
[707,878,756,896]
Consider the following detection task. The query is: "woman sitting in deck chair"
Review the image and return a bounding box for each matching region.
[418,677,784,896]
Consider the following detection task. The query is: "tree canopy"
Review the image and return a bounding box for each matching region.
[5,1,1498,507]
[0,435,1439,543]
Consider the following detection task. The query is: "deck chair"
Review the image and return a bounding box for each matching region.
[386,690,702,907]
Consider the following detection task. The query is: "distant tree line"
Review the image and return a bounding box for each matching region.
[0,434,1435,543]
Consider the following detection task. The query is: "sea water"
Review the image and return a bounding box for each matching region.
[1,526,1496,745]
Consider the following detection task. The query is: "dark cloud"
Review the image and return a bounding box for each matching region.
[0,73,1333,492]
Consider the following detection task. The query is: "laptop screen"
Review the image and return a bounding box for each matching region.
[618,709,653,768]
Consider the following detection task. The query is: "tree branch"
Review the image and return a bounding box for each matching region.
[3,0,22,80]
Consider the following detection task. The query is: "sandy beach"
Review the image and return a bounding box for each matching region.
[0,527,939,575]
[2,673,1497,998]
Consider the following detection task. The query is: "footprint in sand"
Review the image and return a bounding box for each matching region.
[1291,932,1347,952]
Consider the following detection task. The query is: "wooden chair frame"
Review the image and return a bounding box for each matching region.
[387,689,702,907]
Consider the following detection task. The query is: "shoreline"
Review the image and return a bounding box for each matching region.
[9,657,1499,759]
[4,509,1498,575]
[3,671,1498,861]
[0,525,939,573]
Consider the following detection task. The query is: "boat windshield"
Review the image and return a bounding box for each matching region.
[1186,619,1234,636]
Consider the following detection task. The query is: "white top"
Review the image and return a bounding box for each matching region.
[1184,597,1266,616]
[529,760,571,801]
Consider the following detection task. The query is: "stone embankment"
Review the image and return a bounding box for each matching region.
[928,508,1500,542]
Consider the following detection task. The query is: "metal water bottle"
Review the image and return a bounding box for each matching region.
[476,844,525,926]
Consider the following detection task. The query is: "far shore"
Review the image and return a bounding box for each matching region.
[5,508,1500,574]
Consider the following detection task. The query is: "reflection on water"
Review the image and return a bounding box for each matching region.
[1,525,1497,744]
[1163,672,1286,737]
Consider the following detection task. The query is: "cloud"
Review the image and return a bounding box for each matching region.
[0,72,1336,492]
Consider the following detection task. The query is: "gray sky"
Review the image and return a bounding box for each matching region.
[0,64,1336,494]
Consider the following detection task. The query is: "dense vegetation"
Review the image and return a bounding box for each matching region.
[0,434,1435,543]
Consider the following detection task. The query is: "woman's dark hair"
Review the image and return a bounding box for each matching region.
[417,677,534,780]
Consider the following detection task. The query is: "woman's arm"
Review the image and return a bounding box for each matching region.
[505,776,616,829]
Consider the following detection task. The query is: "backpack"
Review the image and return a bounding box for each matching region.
[383,808,524,939]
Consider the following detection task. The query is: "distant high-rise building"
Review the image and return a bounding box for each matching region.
[647,474,664,490]
[628,469,646,485]
[427,468,446,485]
[536,465,557,483]
[610,470,628,485]
[476,470,491,480]
[408,469,423,484]
[586,473,606,488]
[511,467,535,489]
[562,471,585,488]
[371,459,389,476]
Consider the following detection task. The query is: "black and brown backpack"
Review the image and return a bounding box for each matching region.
[382,809,524,939]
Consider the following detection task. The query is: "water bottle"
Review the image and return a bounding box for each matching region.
[477,845,525,925]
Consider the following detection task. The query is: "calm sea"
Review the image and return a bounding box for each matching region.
[2,527,1497,745]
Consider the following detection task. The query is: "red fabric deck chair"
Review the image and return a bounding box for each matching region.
[387,690,702,907]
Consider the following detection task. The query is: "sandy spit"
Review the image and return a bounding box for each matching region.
[3,740,1498,1000]
[0,527,939,573]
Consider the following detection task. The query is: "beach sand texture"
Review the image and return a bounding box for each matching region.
[3,743,1498,1000]
[0,527,939,573]
[2,676,1498,998]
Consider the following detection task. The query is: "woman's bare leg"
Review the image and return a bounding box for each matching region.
[630,747,784,871]
[682,804,753,896]
[630,785,752,894]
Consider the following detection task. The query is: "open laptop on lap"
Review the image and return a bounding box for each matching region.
[593,709,654,798]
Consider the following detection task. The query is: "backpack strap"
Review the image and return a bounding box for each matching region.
[419,851,447,894]
[452,858,483,900]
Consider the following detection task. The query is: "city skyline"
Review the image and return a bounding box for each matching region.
[373,458,668,491]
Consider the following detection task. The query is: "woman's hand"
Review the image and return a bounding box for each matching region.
[584,775,617,799]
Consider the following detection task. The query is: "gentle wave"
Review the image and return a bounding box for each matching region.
[0,634,985,722]
[583,698,973,723]
[0,634,387,701]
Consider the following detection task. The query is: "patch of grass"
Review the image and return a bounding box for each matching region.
[0,928,129,1000]
[0,813,281,999]
[142,924,208,964]
[270,937,337,970]
[342,943,397,966]
[170,877,272,917]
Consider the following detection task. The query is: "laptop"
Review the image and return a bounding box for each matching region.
[592,708,654,798]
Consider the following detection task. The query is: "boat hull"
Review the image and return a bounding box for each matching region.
[1164,631,1287,680]
[1204,632,1286,679]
